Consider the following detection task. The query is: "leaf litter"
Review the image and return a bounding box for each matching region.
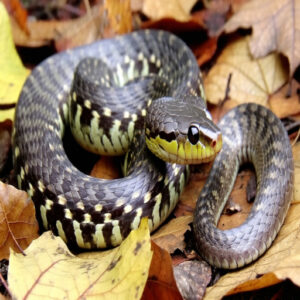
[1,0,300,299]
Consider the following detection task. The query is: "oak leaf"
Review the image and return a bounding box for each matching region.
[0,2,29,121]
[0,181,39,260]
[224,0,300,76]
[8,218,152,300]
[204,37,288,105]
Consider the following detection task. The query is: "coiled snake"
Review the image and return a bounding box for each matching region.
[13,30,293,269]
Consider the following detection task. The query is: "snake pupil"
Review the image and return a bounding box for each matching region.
[188,126,199,145]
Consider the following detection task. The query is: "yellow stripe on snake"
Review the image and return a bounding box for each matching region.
[13,30,293,269]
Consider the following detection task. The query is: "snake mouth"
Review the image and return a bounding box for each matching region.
[145,132,222,165]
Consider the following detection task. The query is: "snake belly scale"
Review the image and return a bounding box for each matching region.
[13,29,293,269]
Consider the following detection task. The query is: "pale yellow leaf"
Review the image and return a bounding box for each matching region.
[142,0,197,22]
[224,0,300,76]
[8,218,152,300]
[204,37,288,105]
[0,2,29,121]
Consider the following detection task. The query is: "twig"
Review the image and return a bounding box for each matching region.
[0,272,12,298]
[221,73,232,105]
[292,128,300,146]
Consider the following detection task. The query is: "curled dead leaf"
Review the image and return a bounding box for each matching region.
[0,181,38,260]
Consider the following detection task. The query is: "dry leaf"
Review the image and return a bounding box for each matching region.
[151,216,192,253]
[269,80,300,118]
[102,0,132,38]
[142,241,182,300]
[0,2,29,121]
[192,37,218,66]
[90,156,122,179]
[11,4,105,49]
[204,37,288,105]
[218,170,254,230]
[224,0,300,76]
[201,0,230,37]
[2,0,28,33]
[8,218,152,299]
[0,181,39,260]
[142,0,197,22]
[174,260,212,300]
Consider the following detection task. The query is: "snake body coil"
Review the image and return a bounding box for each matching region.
[13,30,293,269]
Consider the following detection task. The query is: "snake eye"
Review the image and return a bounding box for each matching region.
[188,126,199,145]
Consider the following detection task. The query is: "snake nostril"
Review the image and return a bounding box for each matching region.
[211,140,216,147]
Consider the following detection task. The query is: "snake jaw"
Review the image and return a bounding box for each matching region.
[145,126,222,165]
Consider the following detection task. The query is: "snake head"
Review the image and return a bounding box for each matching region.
[145,97,222,165]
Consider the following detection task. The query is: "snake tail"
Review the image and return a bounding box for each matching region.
[193,103,294,269]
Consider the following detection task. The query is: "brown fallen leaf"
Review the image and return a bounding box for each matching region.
[0,181,39,260]
[142,0,197,22]
[141,241,182,300]
[8,219,152,299]
[90,156,122,179]
[204,37,288,105]
[151,215,193,253]
[102,0,132,38]
[174,260,212,300]
[2,0,28,34]
[269,80,300,118]
[192,37,218,66]
[11,4,105,49]
[224,0,300,77]
[218,170,254,230]
[142,16,205,33]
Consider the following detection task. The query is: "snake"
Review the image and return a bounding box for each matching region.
[13,29,294,269]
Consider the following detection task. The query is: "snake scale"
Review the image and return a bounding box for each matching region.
[13,30,294,269]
